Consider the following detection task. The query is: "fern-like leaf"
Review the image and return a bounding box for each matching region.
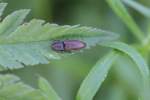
[0,3,118,71]
[0,74,46,100]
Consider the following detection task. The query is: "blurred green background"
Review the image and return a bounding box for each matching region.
[2,0,150,100]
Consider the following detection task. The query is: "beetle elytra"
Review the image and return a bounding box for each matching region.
[51,40,86,52]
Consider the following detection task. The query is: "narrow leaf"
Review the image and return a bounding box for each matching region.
[123,0,150,18]
[107,0,144,41]
[38,77,62,100]
[100,42,150,99]
[0,3,7,17]
[101,42,149,79]
[76,51,118,100]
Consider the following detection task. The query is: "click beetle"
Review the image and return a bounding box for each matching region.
[51,40,86,52]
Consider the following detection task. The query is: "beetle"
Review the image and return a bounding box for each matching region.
[51,40,86,52]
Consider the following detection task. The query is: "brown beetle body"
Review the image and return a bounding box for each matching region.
[51,40,86,52]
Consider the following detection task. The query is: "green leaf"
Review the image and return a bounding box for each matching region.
[123,0,150,18]
[38,77,62,100]
[100,42,149,79]
[107,0,144,41]
[76,51,118,100]
[0,3,118,71]
[0,74,46,100]
[0,21,118,44]
[0,3,7,17]
[100,42,150,99]
[0,9,30,36]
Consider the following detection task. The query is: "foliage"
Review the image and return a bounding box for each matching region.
[0,74,45,100]
[0,0,150,100]
[76,51,118,100]
[0,3,118,71]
